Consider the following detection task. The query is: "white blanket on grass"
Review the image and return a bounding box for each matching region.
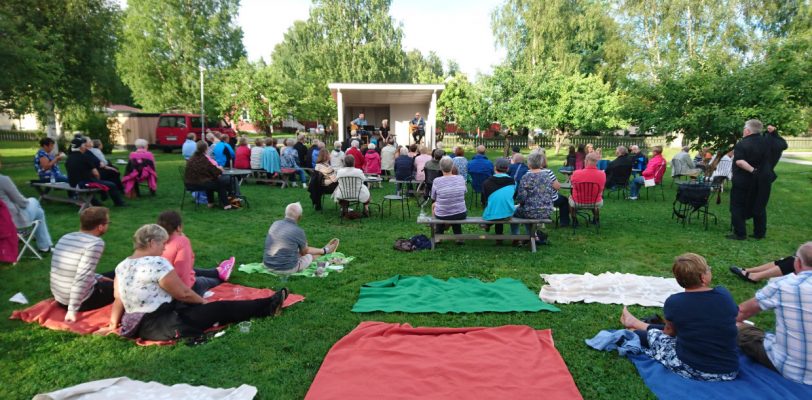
[539,272,683,307]
[34,377,257,400]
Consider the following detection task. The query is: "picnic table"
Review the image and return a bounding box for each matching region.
[417,216,552,252]
[30,181,100,213]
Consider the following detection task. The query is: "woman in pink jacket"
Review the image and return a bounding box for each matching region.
[363,143,382,174]
[157,210,234,295]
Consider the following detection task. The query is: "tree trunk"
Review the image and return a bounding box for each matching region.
[554,129,565,155]
[44,99,60,139]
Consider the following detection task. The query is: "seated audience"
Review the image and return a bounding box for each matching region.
[333,155,372,216]
[729,252,802,283]
[514,152,556,237]
[709,150,733,183]
[508,153,528,184]
[261,138,281,176]
[482,158,515,237]
[234,136,251,169]
[413,145,432,182]
[263,202,339,273]
[621,253,739,381]
[574,144,587,170]
[605,145,634,189]
[330,141,345,169]
[184,141,234,210]
[539,153,570,227]
[122,138,157,197]
[294,133,308,167]
[380,139,397,175]
[66,136,125,207]
[735,242,812,385]
[87,138,124,192]
[468,145,494,177]
[345,139,365,171]
[430,157,467,238]
[50,207,113,322]
[570,152,606,208]
[363,143,382,174]
[249,138,264,170]
[630,145,648,173]
[407,144,418,158]
[394,147,415,193]
[314,150,338,190]
[629,146,666,200]
[672,146,702,178]
[181,133,197,160]
[107,224,288,341]
[34,137,67,183]
[281,138,308,187]
[424,149,444,173]
[157,211,232,295]
[561,145,576,172]
[212,133,235,167]
[1,159,52,252]
[0,201,15,263]
[451,146,468,179]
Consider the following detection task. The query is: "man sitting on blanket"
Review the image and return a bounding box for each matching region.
[263,202,340,273]
[735,242,812,385]
[50,206,114,322]
[620,253,739,381]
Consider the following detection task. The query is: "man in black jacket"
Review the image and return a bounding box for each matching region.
[605,146,634,190]
[294,133,308,167]
[729,119,768,240]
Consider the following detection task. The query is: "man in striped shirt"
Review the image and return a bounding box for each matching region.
[736,242,812,385]
[50,207,112,323]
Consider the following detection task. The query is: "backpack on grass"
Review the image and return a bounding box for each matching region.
[409,234,432,250]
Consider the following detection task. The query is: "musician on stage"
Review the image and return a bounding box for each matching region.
[351,113,369,142]
[410,112,425,144]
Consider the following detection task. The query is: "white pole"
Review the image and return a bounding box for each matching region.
[199,61,205,137]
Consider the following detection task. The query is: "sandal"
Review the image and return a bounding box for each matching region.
[729,266,756,283]
[270,288,289,317]
[326,238,340,254]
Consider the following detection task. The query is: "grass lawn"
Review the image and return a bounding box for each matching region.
[1,140,811,399]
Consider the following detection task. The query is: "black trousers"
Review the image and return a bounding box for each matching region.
[57,271,116,312]
[99,167,124,192]
[138,297,277,341]
[554,195,571,226]
[413,130,425,144]
[730,178,766,237]
[83,179,125,206]
[436,211,466,234]
[194,175,232,207]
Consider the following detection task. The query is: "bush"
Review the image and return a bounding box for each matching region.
[63,110,115,154]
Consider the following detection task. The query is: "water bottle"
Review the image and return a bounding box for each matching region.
[49,175,55,184]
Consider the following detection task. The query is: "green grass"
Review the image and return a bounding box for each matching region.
[1,141,811,399]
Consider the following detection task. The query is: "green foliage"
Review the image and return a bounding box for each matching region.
[437,74,489,133]
[492,0,628,84]
[116,0,246,114]
[62,109,115,154]
[0,0,123,123]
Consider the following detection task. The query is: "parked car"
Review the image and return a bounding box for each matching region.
[155,113,236,152]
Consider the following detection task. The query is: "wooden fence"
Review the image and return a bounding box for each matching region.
[0,130,40,141]
[440,134,669,151]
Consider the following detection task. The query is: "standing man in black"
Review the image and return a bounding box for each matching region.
[728,119,767,240]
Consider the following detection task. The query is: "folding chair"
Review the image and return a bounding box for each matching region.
[336,176,381,222]
[178,166,202,211]
[570,182,602,234]
[645,162,667,201]
[16,220,43,264]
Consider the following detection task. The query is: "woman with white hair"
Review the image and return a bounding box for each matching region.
[123,138,158,197]
[363,143,382,174]
[106,224,289,341]
[330,141,345,169]
[380,138,396,175]
[513,152,556,239]
[431,156,467,239]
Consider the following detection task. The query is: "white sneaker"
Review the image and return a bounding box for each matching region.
[628,196,638,200]
[302,183,308,189]
[291,182,299,188]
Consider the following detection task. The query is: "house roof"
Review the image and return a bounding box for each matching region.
[328,83,444,105]
[105,104,143,113]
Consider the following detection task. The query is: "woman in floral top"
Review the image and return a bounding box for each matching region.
[106,224,288,341]
[34,137,67,182]
[512,151,555,236]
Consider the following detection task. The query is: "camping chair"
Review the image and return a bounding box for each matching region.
[570,182,602,234]
[672,182,717,230]
[178,166,204,211]
[336,176,381,222]
[16,220,43,264]
[645,162,667,201]
[469,172,490,209]
[605,164,633,200]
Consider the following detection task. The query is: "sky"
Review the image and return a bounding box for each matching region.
[238,0,506,77]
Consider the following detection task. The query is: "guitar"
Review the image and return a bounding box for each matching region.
[409,123,419,133]
[350,122,359,132]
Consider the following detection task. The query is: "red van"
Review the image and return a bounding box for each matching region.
[155,113,236,151]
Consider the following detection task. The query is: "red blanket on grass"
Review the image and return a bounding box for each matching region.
[10,283,304,346]
[305,321,583,400]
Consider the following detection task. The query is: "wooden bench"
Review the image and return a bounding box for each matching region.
[417,216,552,252]
[245,169,288,188]
[30,182,100,213]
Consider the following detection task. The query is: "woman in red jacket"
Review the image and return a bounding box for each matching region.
[234,136,252,169]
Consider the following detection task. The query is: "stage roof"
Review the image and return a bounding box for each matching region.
[328,83,444,105]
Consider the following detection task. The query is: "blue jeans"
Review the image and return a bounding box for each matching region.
[293,167,307,183]
[21,198,53,251]
[629,176,645,197]
[510,223,533,235]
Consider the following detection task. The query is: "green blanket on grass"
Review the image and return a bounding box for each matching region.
[351,275,560,313]
[238,252,355,278]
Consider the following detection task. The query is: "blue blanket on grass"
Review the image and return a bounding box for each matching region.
[629,351,812,400]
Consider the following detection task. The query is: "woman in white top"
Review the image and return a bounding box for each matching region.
[106,224,288,341]
[332,154,371,216]
[380,138,397,175]
[330,141,345,169]
[249,138,265,170]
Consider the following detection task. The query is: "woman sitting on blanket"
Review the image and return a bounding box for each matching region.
[106,224,288,341]
[620,253,739,381]
[157,210,234,296]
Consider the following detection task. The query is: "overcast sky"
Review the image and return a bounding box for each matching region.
[238,0,506,77]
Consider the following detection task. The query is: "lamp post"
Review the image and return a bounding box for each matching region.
[261,94,274,134]
[199,60,206,138]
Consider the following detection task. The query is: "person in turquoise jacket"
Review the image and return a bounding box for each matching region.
[261,137,281,176]
[481,158,516,238]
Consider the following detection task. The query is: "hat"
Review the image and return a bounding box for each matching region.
[70,135,86,151]
[511,146,521,154]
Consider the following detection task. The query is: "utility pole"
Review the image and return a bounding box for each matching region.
[199,60,206,138]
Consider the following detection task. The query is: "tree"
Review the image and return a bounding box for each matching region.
[210,58,290,133]
[116,0,245,114]
[437,73,489,134]
[269,0,437,122]
[492,0,628,84]
[0,0,123,138]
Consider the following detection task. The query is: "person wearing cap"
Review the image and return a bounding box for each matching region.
[65,135,126,207]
